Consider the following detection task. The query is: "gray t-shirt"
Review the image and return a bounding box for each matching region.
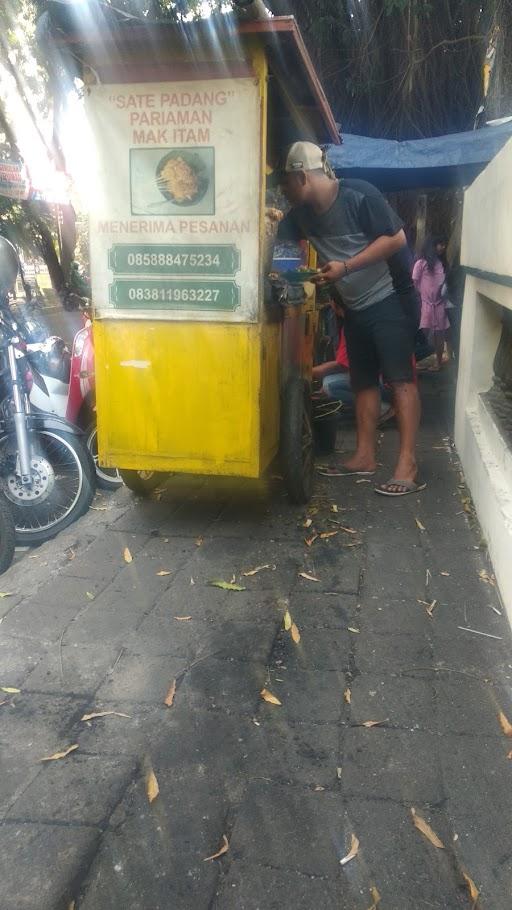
[278,178,407,312]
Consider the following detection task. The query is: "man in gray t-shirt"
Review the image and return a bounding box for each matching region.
[278,141,423,496]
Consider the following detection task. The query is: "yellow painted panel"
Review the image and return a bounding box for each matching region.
[94,320,264,477]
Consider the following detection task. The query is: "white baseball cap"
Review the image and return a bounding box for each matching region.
[284,141,334,176]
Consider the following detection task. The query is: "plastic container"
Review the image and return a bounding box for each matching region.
[271,256,302,272]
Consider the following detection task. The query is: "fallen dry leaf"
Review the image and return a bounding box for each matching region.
[340,833,360,866]
[260,688,282,706]
[303,517,313,528]
[462,872,480,908]
[498,710,512,737]
[320,530,338,540]
[426,599,438,618]
[361,719,388,728]
[242,564,275,576]
[348,627,360,634]
[1,686,20,694]
[336,766,342,779]
[81,711,130,721]
[331,504,339,513]
[479,569,495,586]
[156,570,171,576]
[41,744,79,762]
[0,700,8,707]
[440,571,450,577]
[344,688,351,704]
[86,592,94,600]
[507,750,512,760]
[204,834,229,862]
[411,808,445,848]
[339,526,357,535]
[146,768,159,803]
[174,615,192,621]
[314,785,325,791]
[367,886,381,909]
[195,536,203,547]
[164,679,176,707]
[0,592,13,598]
[305,534,318,547]
[298,572,319,582]
[283,609,292,631]
[291,623,301,644]
[415,517,426,531]
[123,547,133,564]
[209,579,246,591]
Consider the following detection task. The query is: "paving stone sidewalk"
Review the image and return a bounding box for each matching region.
[0,375,511,910]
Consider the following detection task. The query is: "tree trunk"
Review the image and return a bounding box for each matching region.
[26,206,66,292]
[57,204,77,281]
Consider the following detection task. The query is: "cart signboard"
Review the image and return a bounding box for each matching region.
[86,79,260,322]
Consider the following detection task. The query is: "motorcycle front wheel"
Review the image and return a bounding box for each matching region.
[0,430,95,545]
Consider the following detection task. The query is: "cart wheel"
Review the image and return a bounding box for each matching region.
[280,378,314,504]
[120,470,168,497]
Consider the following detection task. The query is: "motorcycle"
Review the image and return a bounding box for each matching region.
[0,303,95,545]
[0,236,96,544]
[23,307,123,491]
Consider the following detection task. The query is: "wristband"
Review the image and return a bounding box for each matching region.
[343,260,350,277]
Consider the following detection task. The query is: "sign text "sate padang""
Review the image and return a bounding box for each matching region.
[108,90,234,146]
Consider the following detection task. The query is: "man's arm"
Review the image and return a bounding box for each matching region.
[312,360,347,380]
[314,230,406,284]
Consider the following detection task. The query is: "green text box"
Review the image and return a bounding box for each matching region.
[108,244,240,276]
[109,279,240,311]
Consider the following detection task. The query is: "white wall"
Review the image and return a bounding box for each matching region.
[456,137,512,615]
[462,137,512,276]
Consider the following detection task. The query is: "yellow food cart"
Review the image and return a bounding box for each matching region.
[60,8,340,501]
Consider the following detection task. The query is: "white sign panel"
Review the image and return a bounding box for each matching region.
[85,79,261,321]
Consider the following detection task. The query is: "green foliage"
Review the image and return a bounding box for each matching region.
[284,0,512,139]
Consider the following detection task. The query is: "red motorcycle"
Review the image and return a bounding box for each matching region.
[26,307,122,490]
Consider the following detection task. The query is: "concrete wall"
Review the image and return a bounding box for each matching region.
[456,137,512,616]
[461,137,512,278]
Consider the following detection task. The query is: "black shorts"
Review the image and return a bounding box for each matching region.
[344,293,416,392]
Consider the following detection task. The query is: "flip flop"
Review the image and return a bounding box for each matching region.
[317,466,376,477]
[375,478,427,497]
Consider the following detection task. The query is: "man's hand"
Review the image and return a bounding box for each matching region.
[312,261,347,284]
[312,230,407,285]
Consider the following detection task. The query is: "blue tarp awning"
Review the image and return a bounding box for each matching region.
[328,121,512,190]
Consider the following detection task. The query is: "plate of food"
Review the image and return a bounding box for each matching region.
[155,150,210,207]
[280,267,321,284]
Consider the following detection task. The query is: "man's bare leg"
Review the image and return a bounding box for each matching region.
[342,386,380,472]
[384,381,421,489]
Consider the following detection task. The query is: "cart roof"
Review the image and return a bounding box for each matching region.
[53,14,339,145]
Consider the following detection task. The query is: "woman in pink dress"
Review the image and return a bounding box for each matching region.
[413,237,449,371]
